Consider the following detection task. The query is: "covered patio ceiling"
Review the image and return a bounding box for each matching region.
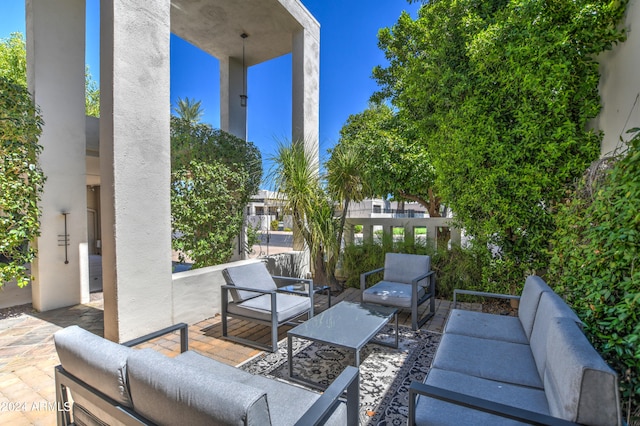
[170,0,318,66]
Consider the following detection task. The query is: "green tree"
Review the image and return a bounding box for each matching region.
[173,97,204,124]
[269,141,341,290]
[374,0,628,291]
[0,77,45,287]
[0,33,27,86]
[1,32,100,117]
[326,141,370,252]
[334,103,440,216]
[85,66,100,118]
[170,115,262,267]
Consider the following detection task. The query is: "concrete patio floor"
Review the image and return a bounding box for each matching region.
[0,287,480,425]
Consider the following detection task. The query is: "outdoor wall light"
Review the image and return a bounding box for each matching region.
[240,33,248,107]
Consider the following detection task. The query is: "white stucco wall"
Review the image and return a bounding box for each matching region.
[26,0,89,311]
[100,0,173,342]
[598,0,640,156]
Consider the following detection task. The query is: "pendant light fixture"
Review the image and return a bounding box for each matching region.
[240,33,248,107]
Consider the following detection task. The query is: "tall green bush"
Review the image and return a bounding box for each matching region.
[374,0,628,293]
[549,129,640,420]
[170,116,262,267]
[0,77,45,287]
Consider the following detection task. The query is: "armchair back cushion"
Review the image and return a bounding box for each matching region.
[54,325,133,407]
[127,349,271,426]
[223,262,277,303]
[383,253,431,285]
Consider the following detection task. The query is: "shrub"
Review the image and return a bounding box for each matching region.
[0,77,45,288]
[549,128,640,420]
[270,219,279,231]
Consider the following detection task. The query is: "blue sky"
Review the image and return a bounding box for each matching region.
[0,0,420,180]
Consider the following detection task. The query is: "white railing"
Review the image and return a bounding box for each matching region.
[344,217,461,249]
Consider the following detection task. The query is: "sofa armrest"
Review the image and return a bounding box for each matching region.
[122,323,189,353]
[360,267,385,291]
[408,382,579,426]
[453,289,521,309]
[295,366,359,426]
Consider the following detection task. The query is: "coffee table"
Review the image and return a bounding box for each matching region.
[287,301,398,388]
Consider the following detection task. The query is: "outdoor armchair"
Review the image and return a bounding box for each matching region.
[360,253,435,330]
[222,261,313,352]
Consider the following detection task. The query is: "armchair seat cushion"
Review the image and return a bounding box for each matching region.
[228,293,312,323]
[362,280,425,308]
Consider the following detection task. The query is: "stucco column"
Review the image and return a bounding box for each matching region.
[597,0,640,156]
[26,0,89,311]
[220,57,247,140]
[100,0,173,342]
[292,28,320,158]
[291,28,320,251]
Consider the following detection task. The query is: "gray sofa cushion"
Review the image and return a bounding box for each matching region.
[529,291,583,381]
[223,262,277,303]
[362,280,426,308]
[175,349,347,426]
[544,317,620,425]
[383,253,431,284]
[431,333,543,388]
[246,375,346,426]
[518,275,553,340]
[227,292,311,323]
[176,350,253,382]
[127,349,271,426]
[414,368,550,426]
[54,325,133,407]
[443,309,529,344]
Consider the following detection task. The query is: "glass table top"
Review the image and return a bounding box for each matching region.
[288,301,397,350]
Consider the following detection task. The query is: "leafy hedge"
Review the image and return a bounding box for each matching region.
[0,77,45,287]
[549,129,640,420]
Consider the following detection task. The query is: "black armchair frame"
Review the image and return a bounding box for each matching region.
[221,274,314,352]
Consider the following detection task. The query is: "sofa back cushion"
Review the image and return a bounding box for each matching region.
[127,349,271,426]
[544,317,620,425]
[518,275,552,340]
[383,253,431,285]
[223,262,277,303]
[54,325,133,407]
[529,292,582,380]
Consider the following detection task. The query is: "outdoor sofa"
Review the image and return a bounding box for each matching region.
[409,275,622,426]
[53,324,359,425]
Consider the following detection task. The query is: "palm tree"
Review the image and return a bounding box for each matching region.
[173,97,204,123]
[326,142,370,252]
[269,141,341,290]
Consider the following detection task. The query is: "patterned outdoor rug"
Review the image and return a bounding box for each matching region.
[238,325,441,425]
